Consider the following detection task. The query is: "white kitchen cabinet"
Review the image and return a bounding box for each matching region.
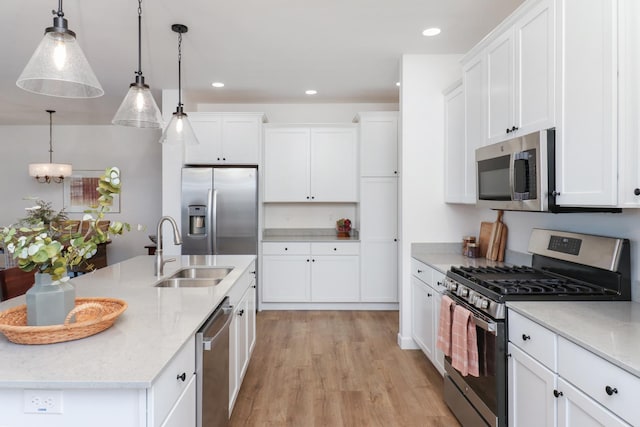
[360,177,398,302]
[508,309,636,427]
[410,259,447,375]
[184,112,264,165]
[463,51,486,153]
[160,375,196,427]
[556,378,630,427]
[261,242,359,303]
[229,265,257,414]
[617,0,640,208]
[263,125,358,202]
[508,343,557,427]
[355,111,398,177]
[411,275,435,361]
[554,0,618,207]
[443,81,476,204]
[485,0,555,144]
[311,255,360,302]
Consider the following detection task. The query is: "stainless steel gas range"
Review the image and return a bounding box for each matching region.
[442,228,631,427]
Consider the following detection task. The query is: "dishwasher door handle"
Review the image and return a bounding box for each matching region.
[202,306,233,351]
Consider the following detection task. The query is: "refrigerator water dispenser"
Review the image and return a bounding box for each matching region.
[188,205,207,235]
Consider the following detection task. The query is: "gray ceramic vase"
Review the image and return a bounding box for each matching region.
[26,273,75,326]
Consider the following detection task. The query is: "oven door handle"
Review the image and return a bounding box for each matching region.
[473,315,497,335]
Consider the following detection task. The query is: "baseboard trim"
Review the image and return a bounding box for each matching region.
[397,333,419,350]
[259,302,399,311]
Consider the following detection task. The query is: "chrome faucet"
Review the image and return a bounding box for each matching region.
[155,216,183,276]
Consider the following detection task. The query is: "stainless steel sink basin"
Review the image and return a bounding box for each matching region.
[155,278,224,288]
[170,267,232,280]
[154,267,232,288]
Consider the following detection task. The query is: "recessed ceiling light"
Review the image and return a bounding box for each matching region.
[211,82,225,88]
[422,27,441,37]
[305,90,317,95]
[396,82,401,87]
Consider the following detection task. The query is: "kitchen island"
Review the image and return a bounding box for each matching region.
[0,254,256,426]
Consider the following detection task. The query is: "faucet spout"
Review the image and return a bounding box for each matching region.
[155,216,182,276]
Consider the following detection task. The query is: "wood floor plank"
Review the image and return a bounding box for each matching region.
[230,311,460,427]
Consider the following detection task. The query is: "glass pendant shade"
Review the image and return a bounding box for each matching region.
[160,110,199,145]
[112,82,163,128]
[17,31,104,98]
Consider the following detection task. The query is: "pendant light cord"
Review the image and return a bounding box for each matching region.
[47,110,55,164]
[136,0,142,77]
[177,31,183,108]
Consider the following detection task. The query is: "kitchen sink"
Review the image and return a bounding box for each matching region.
[155,278,224,288]
[170,267,232,280]
[154,267,232,287]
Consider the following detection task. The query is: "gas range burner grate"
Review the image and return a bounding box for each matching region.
[484,279,610,296]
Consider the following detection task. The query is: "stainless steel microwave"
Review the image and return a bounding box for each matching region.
[475,129,620,213]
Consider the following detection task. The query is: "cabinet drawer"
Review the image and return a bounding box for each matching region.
[558,337,640,426]
[226,262,255,306]
[311,242,360,255]
[151,336,196,427]
[262,242,310,255]
[411,258,432,284]
[508,310,556,370]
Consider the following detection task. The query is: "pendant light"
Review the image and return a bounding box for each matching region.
[112,0,162,128]
[29,110,72,184]
[16,0,103,98]
[160,24,199,145]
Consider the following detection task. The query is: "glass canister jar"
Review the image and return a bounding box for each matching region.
[462,236,476,255]
[466,243,480,258]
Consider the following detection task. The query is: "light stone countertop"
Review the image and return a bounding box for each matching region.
[0,254,255,389]
[411,242,511,274]
[262,228,360,242]
[507,301,640,378]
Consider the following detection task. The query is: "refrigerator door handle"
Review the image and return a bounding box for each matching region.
[211,189,218,254]
[206,188,215,254]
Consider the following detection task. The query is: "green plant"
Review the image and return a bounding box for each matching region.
[0,167,130,283]
[20,199,68,227]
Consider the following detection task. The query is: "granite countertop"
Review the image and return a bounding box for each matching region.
[507,301,640,378]
[0,254,255,389]
[262,228,360,242]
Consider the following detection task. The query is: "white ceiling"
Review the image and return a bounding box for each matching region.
[1,0,523,125]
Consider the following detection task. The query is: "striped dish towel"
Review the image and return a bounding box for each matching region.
[436,295,455,356]
[451,305,480,377]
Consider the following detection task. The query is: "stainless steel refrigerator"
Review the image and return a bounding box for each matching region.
[181,166,258,255]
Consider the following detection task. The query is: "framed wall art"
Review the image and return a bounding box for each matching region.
[63,170,121,213]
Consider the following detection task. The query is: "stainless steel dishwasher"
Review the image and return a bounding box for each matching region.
[196,297,233,427]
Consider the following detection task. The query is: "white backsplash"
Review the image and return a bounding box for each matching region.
[263,203,357,229]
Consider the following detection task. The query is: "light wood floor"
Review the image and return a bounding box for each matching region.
[230,311,460,427]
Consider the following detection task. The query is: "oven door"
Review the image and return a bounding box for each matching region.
[443,295,506,427]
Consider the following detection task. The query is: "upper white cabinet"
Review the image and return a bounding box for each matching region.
[263,125,358,202]
[184,112,265,165]
[554,0,618,207]
[617,0,640,207]
[444,81,477,204]
[485,0,555,144]
[354,112,398,176]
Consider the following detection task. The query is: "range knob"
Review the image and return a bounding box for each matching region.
[458,287,469,297]
[475,297,489,309]
[447,280,458,292]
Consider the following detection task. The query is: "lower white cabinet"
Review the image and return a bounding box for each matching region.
[508,310,634,427]
[410,258,446,375]
[262,242,360,303]
[229,268,257,414]
[161,375,197,427]
[508,343,556,427]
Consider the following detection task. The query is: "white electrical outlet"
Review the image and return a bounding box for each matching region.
[23,390,63,414]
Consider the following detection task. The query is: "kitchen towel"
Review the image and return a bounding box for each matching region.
[436,295,455,356]
[451,305,480,377]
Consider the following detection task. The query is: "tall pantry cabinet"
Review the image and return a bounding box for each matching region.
[355,112,399,303]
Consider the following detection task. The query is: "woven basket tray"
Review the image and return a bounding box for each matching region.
[0,298,127,345]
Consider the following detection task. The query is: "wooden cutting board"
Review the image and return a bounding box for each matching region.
[478,222,493,257]
[486,210,504,261]
[497,224,508,262]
